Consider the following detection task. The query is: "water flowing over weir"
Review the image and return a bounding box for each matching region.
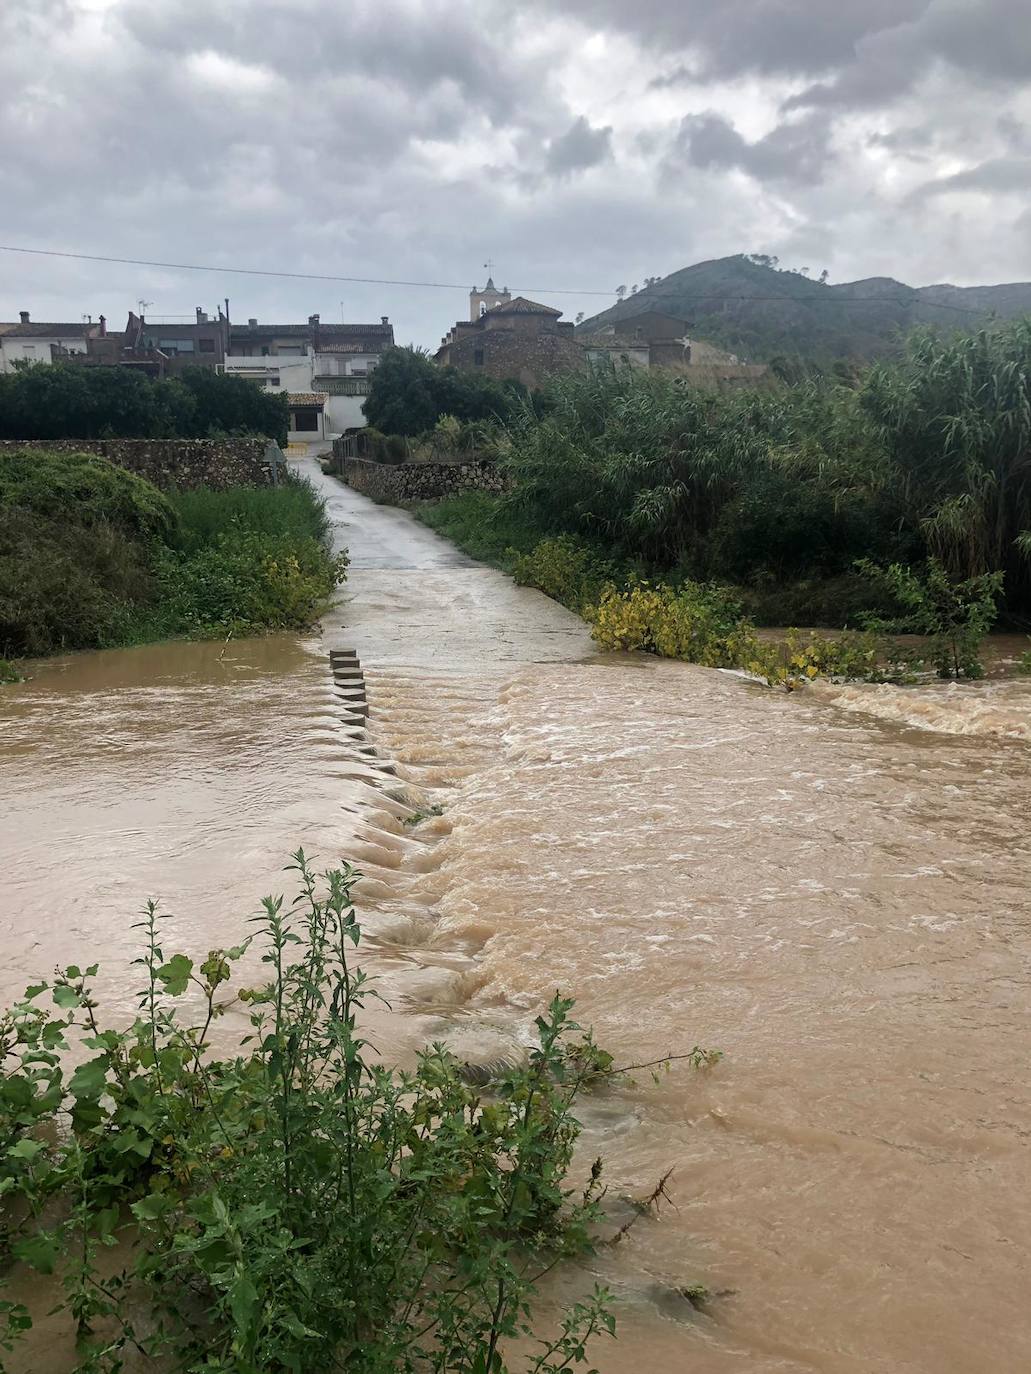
[2,456,1031,1372]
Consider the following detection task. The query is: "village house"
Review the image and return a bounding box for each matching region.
[435,283,584,389]
[585,308,769,383]
[0,313,99,372]
[224,314,394,445]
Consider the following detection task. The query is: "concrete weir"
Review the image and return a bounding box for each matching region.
[329,648,369,721]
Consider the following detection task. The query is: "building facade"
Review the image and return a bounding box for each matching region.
[224,314,393,442]
[435,294,584,389]
[0,313,99,372]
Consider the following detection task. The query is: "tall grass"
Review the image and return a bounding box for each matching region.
[0,453,344,661]
[168,473,330,554]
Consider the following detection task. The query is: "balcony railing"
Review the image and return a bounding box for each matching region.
[314,377,370,396]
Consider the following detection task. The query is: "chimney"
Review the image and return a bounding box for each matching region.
[99,315,107,337]
[308,313,320,326]
[195,306,208,324]
[248,317,258,327]
[381,315,389,325]
[19,311,29,324]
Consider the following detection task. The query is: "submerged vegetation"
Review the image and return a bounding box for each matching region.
[0,852,628,1373]
[0,450,345,662]
[420,320,1031,683]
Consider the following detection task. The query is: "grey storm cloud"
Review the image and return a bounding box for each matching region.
[910,156,1031,200]
[1,0,1030,351]
[783,0,1031,111]
[672,112,832,185]
[544,118,613,176]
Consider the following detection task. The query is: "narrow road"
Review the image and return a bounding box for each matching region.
[297,457,595,669]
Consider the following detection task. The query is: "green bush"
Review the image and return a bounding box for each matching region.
[0,447,176,542]
[0,455,344,660]
[0,507,155,657]
[0,852,616,1372]
[416,492,545,567]
[511,536,628,612]
[151,531,347,637]
[363,346,528,436]
[0,364,289,445]
[858,557,1003,678]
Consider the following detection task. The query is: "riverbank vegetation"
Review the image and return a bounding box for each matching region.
[0,851,617,1373]
[419,321,1031,682]
[0,365,289,446]
[0,450,345,662]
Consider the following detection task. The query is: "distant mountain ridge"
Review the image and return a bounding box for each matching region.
[575,256,1031,364]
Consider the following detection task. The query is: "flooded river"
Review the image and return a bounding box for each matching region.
[2,458,1030,1372]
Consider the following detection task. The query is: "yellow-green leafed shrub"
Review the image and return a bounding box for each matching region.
[512,536,620,612]
[590,581,754,666]
[592,583,888,690]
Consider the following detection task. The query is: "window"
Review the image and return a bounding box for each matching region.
[266,376,280,388]
[473,349,484,366]
[278,345,304,356]
[159,338,194,354]
[198,338,216,352]
[291,409,319,432]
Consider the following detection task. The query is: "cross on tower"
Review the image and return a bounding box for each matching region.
[483,259,495,280]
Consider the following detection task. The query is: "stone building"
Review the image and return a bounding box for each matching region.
[435,292,584,389]
[583,308,768,382]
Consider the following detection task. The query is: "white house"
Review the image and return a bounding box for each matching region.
[0,312,98,373]
[224,315,393,446]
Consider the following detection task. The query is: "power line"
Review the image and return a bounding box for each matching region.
[0,242,993,314]
[0,244,610,298]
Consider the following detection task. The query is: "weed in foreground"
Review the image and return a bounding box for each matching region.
[0,851,619,1374]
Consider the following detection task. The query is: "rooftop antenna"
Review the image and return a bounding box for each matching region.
[340,301,345,323]
[137,298,152,317]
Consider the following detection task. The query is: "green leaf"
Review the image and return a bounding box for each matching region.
[157,954,194,996]
[280,1311,322,1341]
[68,1056,109,1101]
[51,985,82,1009]
[6,1138,46,1162]
[12,1232,59,1275]
[132,1192,174,1222]
[228,1270,260,1338]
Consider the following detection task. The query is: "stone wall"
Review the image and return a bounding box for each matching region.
[336,456,509,503]
[445,328,586,390]
[0,438,279,489]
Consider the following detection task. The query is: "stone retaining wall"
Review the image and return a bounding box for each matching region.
[0,438,280,489]
[337,456,508,503]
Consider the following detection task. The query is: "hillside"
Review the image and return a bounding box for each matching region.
[575,256,1031,365]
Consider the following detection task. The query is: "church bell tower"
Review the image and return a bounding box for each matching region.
[470,274,511,321]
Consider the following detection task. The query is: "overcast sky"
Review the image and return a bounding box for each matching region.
[2,0,1029,347]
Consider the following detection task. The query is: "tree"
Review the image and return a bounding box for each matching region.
[615,285,627,301]
[575,312,584,325]
[362,346,526,436]
[0,364,288,445]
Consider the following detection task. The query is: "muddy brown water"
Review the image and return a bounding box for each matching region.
[2,460,1030,1372]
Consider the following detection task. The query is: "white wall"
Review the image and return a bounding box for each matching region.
[313,351,380,377]
[324,394,368,434]
[223,352,314,392]
[0,336,88,373]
